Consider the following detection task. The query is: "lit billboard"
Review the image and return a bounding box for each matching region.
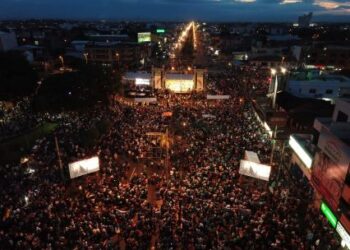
[239,160,271,181]
[320,201,338,228]
[336,223,350,249]
[69,156,100,179]
[244,151,261,164]
[135,78,150,85]
[289,135,313,168]
[138,32,151,43]
[156,29,165,34]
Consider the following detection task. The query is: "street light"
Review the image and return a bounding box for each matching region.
[271,68,277,76]
[280,66,287,75]
[83,53,88,64]
[83,53,88,63]
[59,55,64,68]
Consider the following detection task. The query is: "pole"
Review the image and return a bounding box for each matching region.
[272,75,278,109]
[54,136,65,181]
[165,128,170,180]
[277,142,286,182]
[270,125,277,166]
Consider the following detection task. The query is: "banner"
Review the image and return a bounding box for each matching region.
[69,156,100,179]
[134,97,157,103]
[206,95,230,100]
[239,160,271,181]
[244,151,261,164]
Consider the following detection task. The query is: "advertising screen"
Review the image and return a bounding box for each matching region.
[135,78,150,85]
[156,29,165,34]
[69,156,100,179]
[239,160,271,181]
[289,135,313,168]
[244,151,261,164]
[138,32,151,43]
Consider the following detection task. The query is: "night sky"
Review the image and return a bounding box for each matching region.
[1,0,350,21]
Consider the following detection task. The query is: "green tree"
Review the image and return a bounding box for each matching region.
[33,64,119,112]
[0,51,38,100]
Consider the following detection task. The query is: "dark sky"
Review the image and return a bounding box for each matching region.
[1,0,350,21]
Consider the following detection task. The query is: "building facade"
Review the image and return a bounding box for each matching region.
[289,99,350,248]
[0,31,18,52]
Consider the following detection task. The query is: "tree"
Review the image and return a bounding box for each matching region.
[0,51,38,100]
[33,64,119,112]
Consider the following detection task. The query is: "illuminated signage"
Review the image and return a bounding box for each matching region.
[239,160,271,181]
[69,156,100,179]
[336,223,350,249]
[135,78,150,85]
[320,201,338,228]
[138,32,151,43]
[156,29,165,33]
[289,135,313,168]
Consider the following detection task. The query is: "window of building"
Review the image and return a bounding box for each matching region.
[309,89,316,94]
[325,89,333,94]
[337,111,348,122]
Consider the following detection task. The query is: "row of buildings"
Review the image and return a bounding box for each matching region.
[289,99,350,249]
[254,67,350,248]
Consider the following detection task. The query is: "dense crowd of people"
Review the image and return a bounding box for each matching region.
[0,99,41,141]
[0,66,340,249]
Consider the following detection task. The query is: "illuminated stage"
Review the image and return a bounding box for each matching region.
[122,68,205,93]
[165,74,194,93]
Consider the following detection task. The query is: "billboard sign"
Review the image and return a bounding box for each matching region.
[69,156,100,179]
[244,151,261,164]
[321,201,338,228]
[312,129,350,210]
[156,29,165,34]
[135,78,150,85]
[239,160,271,181]
[336,222,350,249]
[289,135,313,168]
[138,32,151,43]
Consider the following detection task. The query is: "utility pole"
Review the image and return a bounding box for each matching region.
[272,75,278,109]
[163,128,170,180]
[270,125,278,166]
[54,136,65,181]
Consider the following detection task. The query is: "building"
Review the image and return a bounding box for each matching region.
[298,12,312,28]
[285,70,350,103]
[85,42,149,68]
[0,31,18,51]
[301,45,350,69]
[288,99,350,248]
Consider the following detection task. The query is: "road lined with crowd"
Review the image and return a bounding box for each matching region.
[0,66,340,249]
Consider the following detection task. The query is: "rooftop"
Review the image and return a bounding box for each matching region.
[289,69,350,82]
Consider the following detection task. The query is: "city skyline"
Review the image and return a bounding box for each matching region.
[1,0,350,22]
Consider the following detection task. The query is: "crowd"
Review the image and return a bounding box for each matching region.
[0,99,41,141]
[0,66,340,249]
